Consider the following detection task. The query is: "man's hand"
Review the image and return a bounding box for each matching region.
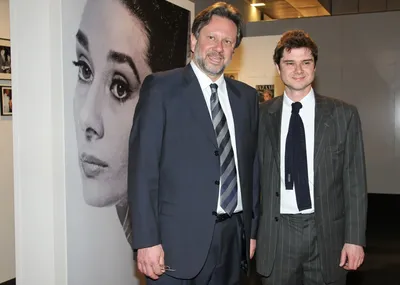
[250,239,256,259]
[137,244,165,279]
[339,243,364,270]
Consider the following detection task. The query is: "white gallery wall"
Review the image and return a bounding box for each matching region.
[0,0,15,283]
[226,35,284,97]
[0,0,10,37]
[10,0,67,282]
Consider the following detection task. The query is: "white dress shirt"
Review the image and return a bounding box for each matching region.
[190,61,243,214]
[280,89,315,214]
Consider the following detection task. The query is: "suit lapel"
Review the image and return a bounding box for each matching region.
[266,97,283,170]
[226,80,251,207]
[314,94,334,169]
[225,80,243,162]
[182,65,217,147]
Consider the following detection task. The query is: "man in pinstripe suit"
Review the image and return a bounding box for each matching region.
[255,30,368,285]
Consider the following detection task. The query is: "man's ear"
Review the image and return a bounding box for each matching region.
[275,63,281,75]
[190,33,197,53]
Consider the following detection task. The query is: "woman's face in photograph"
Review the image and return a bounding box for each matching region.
[73,0,152,207]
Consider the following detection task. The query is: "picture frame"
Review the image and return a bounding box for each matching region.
[0,38,11,80]
[256,84,275,103]
[224,71,239,81]
[1,85,12,116]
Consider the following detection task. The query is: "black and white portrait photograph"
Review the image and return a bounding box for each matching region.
[62,1,194,283]
[1,85,12,116]
[72,0,190,248]
[0,38,11,80]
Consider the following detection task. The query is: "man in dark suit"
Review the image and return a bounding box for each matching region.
[256,30,368,285]
[128,2,259,285]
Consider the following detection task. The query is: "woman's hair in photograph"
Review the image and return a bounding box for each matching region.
[120,0,190,72]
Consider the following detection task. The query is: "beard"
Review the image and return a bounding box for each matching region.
[193,43,227,78]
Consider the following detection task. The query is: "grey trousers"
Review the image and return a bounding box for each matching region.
[261,214,346,285]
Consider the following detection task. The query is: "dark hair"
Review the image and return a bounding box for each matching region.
[273,30,318,66]
[192,1,243,49]
[120,0,190,72]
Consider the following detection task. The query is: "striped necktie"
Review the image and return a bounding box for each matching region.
[210,83,237,215]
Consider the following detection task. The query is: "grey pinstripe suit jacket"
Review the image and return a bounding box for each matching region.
[255,94,368,283]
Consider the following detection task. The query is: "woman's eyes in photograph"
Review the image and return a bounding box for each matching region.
[73,56,93,83]
[73,55,140,102]
[110,73,136,101]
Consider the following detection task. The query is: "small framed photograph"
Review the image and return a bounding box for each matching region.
[224,72,239,81]
[1,85,12,116]
[0,38,11,80]
[256,84,275,103]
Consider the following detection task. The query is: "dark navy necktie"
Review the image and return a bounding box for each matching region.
[285,102,312,211]
[210,83,237,215]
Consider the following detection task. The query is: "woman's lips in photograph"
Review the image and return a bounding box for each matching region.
[80,153,109,178]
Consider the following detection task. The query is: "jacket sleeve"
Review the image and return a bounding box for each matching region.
[343,106,368,246]
[128,74,165,249]
[251,89,260,239]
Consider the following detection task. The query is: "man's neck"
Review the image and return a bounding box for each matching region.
[285,87,312,102]
[191,59,221,82]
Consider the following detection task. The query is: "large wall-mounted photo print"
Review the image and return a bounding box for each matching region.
[72,0,190,248]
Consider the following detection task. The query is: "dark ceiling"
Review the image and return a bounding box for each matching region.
[191,0,400,21]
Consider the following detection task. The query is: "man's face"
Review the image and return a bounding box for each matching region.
[191,15,237,81]
[276,47,315,95]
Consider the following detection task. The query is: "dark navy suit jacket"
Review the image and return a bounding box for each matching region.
[128,64,259,279]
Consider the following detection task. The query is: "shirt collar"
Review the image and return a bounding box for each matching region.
[283,88,315,109]
[190,60,225,91]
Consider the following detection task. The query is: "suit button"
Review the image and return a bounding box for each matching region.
[215,180,220,185]
[214,150,219,156]
[275,192,280,197]
[274,217,279,222]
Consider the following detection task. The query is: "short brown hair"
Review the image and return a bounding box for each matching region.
[192,2,243,49]
[273,30,318,66]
